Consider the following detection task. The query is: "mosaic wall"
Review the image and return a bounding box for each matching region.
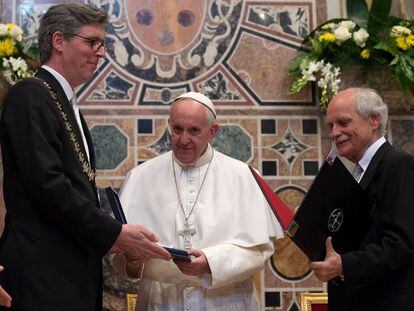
[1,0,414,310]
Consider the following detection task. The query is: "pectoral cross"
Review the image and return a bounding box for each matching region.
[178,222,197,249]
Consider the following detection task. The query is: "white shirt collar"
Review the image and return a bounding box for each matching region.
[41,65,74,103]
[357,136,386,171]
[173,143,214,169]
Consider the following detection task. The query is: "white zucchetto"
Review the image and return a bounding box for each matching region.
[173,91,216,118]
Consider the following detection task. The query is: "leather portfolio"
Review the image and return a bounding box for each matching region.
[105,187,127,224]
[250,153,372,261]
[287,155,372,261]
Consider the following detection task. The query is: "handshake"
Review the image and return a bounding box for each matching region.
[110,224,167,262]
[109,224,191,262]
[105,187,191,262]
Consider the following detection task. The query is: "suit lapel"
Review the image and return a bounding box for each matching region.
[35,69,91,168]
[80,112,96,171]
[359,141,393,190]
[35,69,96,186]
[79,112,99,204]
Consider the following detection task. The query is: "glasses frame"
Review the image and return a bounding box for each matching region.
[72,34,107,53]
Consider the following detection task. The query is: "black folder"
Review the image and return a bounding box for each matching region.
[104,187,191,261]
[287,155,372,261]
[105,187,127,224]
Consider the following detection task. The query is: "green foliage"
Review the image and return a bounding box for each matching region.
[346,0,369,28]
[367,0,392,34]
[287,0,414,110]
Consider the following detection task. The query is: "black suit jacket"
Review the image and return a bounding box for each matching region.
[0,69,122,311]
[329,141,414,311]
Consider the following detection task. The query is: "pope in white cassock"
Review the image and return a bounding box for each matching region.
[112,92,284,310]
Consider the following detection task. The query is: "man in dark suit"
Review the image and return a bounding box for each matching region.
[0,3,170,310]
[310,87,414,310]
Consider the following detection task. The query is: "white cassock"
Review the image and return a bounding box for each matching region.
[112,144,283,310]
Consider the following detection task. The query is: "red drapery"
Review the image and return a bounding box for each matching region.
[311,303,328,311]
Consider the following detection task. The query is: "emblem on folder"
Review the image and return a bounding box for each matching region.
[328,208,343,232]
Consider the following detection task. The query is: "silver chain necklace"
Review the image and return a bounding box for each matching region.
[172,149,214,249]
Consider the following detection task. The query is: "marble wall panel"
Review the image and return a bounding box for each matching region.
[389,118,414,155]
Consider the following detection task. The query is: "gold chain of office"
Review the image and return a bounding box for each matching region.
[34,77,96,182]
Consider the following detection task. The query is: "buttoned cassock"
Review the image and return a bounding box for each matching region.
[113,145,283,310]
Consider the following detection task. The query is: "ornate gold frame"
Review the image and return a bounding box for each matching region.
[300,292,328,311]
[126,293,137,311]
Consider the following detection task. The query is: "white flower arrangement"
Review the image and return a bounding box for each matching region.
[293,60,341,108]
[333,26,353,44]
[353,28,369,48]
[391,25,412,37]
[0,23,37,85]
[2,57,32,83]
[288,19,368,109]
[288,0,414,111]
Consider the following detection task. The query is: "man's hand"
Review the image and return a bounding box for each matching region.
[110,224,170,261]
[174,248,211,276]
[310,237,343,282]
[0,266,12,308]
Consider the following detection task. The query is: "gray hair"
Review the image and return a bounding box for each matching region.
[38,2,108,64]
[170,99,216,126]
[204,106,216,125]
[353,88,388,136]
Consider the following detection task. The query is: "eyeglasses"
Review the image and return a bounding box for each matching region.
[72,34,107,53]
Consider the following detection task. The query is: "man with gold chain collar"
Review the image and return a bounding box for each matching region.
[112,92,283,310]
[0,3,169,310]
